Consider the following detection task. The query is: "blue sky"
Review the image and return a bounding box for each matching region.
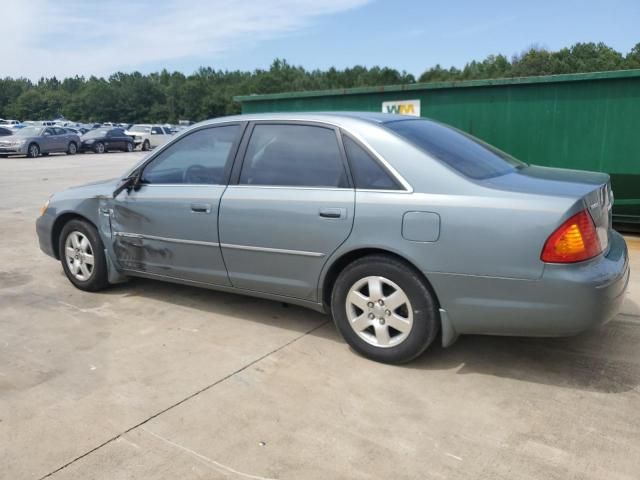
[6,0,640,80]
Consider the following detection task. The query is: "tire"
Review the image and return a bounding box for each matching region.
[59,219,109,291]
[142,140,150,151]
[26,143,40,158]
[94,142,105,154]
[67,142,77,155]
[331,255,439,364]
[125,142,133,152]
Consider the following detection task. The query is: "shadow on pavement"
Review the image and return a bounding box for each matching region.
[99,276,640,395]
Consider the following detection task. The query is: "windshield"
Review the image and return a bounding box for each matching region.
[385,119,526,180]
[84,129,109,138]
[14,127,43,136]
[129,125,151,133]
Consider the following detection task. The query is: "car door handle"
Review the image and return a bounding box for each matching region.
[191,203,211,214]
[319,208,345,219]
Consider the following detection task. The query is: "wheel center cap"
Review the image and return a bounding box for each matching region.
[372,305,385,317]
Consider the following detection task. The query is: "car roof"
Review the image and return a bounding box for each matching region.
[197,111,418,128]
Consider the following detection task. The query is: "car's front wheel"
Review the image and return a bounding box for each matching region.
[27,143,40,158]
[141,140,150,151]
[59,219,109,291]
[331,255,439,364]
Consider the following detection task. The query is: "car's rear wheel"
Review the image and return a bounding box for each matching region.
[26,143,40,158]
[67,142,77,155]
[94,142,105,154]
[125,142,133,152]
[59,219,109,291]
[142,140,150,151]
[331,255,439,364]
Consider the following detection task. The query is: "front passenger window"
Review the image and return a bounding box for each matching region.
[140,125,240,185]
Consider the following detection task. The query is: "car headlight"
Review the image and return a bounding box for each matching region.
[40,198,50,216]
[9,140,26,147]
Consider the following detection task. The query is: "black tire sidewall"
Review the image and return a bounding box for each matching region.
[126,142,133,152]
[95,142,104,153]
[27,143,39,158]
[331,256,439,364]
[58,219,109,291]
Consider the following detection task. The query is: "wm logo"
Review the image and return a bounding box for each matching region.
[381,100,420,117]
[384,104,416,115]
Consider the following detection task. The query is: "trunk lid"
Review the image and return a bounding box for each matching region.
[482,164,613,251]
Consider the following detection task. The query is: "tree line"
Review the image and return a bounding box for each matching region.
[1,42,639,124]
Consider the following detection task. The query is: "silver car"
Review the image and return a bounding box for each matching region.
[0,126,80,158]
[35,113,630,363]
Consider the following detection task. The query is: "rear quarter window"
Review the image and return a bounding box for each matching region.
[385,119,525,180]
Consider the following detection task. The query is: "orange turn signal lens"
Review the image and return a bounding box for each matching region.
[541,210,602,263]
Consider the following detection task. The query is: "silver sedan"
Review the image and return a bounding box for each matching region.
[0,126,80,158]
[35,112,630,363]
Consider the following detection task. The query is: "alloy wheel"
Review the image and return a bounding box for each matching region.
[345,276,413,348]
[64,231,95,281]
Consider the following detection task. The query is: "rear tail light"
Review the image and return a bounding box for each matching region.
[541,210,602,263]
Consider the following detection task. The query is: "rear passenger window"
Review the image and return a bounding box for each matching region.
[342,136,400,190]
[240,124,348,188]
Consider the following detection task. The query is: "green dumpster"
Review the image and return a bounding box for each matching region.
[235,69,640,228]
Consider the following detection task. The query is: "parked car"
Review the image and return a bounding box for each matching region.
[35,113,629,363]
[0,127,13,136]
[65,127,89,136]
[0,126,80,158]
[125,124,173,151]
[0,119,21,128]
[79,128,134,153]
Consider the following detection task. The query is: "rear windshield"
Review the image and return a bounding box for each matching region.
[385,119,526,179]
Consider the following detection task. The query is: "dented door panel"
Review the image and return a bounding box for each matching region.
[111,185,230,285]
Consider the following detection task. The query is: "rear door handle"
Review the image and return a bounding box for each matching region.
[319,207,346,219]
[191,203,211,214]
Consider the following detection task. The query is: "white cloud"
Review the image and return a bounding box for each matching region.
[5,0,370,79]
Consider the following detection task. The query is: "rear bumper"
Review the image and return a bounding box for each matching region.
[433,231,630,338]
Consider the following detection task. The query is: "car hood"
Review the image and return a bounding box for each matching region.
[52,177,120,201]
[0,136,31,143]
[480,164,609,198]
[125,130,147,136]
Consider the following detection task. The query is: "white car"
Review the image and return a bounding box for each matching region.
[124,124,173,151]
[0,119,22,128]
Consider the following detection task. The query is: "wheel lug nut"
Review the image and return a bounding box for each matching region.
[378,299,384,306]
[368,313,375,319]
[385,310,391,316]
[379,318,385,325]
[367,302,374,308]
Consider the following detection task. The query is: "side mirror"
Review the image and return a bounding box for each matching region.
[112,175,138,198]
